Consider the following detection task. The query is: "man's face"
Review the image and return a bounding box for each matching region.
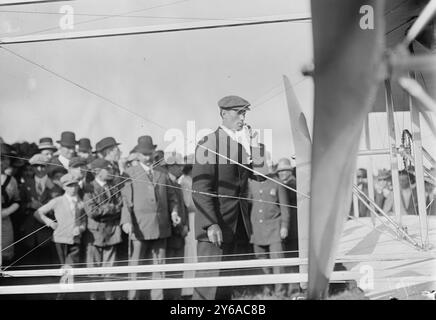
[222,109,246,131]
[33,164,47,178]
[64,183,78,196]
[100,167,114,181]
[278,170,292,182]
[78,151,90,159]
[142,153,153,166]
[357,170,367,186]
[41,149,54,160]
[60,146,75,160]
[107,146,121,162]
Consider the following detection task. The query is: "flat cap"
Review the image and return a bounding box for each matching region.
[218,95,251,110]
[69,157,88,168]
[29,153,50,166]
[60,173,79,187]
[90,158,113,171]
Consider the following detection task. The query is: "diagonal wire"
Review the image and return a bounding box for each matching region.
[0,0,195,37]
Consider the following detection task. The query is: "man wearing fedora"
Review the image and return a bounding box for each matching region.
[121,135,180,300]
[38,137,57,161]
[48,131,77,177]
[84,158,123,300]
[95,137,123,186]
[191,95,265,300]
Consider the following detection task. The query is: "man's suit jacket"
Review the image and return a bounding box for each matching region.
[121,165,178,241]
[166,177,189,249]
[83,180,123,247]
[192,127,264,243]
[20,177,63,247]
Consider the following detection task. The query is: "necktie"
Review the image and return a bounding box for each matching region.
[37,181,44,195]
[104,185,111,200]
[146,169,154,184]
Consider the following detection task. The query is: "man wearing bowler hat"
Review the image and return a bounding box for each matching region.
[95,137,123,186]
[48,131,77,177]
[77,138,94,163]
[192,95,265,300]
[38,137,57,161]
[121,135,180,300]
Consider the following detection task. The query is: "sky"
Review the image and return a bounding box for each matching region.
[0,0,434,174]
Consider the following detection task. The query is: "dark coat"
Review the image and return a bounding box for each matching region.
[47,156,68,178]
[249,178,290,246]
[192,127,264,243]
[166,177,189,249]
[83,180,123,247]
[19,177,63,248]
[121,165,178,240]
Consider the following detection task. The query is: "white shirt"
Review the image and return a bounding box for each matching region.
[64,193,79,216]
[35,175,48,194]
[58,154,70,169]
[220,124,252,157]
[95,178,107,188]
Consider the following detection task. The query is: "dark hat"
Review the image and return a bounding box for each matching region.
[29,153,50,166]
[95,137,120,153]
[38,137,57,151]
[135,136,157,155]
[60,173,79,187]
[78,138,92,153]
[56,131,77,148]
[1,143,13,157]
[69,157,88,168]
[218,95,251,111]
[90,158,113,171]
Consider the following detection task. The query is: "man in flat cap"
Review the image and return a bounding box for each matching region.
[20,154,62,266]
[84,158,123,300]
[192,95,265,300]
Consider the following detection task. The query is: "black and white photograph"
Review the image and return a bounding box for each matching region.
[1,0,436,305]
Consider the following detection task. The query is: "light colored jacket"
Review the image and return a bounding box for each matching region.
[38,194,86,245]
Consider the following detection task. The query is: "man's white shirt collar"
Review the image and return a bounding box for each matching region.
[220,125,251,156]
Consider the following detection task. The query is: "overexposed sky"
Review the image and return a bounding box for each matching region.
[0,0,434,174]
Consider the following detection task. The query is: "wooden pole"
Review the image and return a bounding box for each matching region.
[409,71,429,249]
[283,75,311,290]
[365,116,376,225]
[385,79,403,230]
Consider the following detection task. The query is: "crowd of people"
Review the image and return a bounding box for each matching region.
[353,167,436,218]
[1,94,435,300]
[0,128,300,300]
